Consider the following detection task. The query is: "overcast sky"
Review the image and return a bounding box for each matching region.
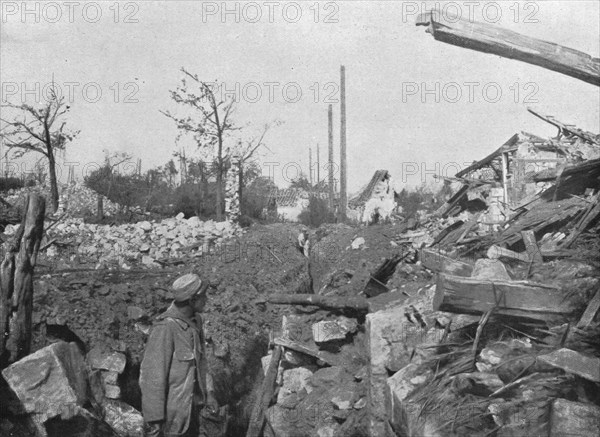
[1,0,599,193]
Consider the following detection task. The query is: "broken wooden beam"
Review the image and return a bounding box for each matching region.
[434,185,469,218]
[521,230,543,266]
[272,337,343,367]
[420,248,473,276]
[416,11,600,86]
[577,288,600,328]
[265,294,369,312]
[561,193,600,248]
[434,273,584,322]
[549,398,600,437]
[246,345,282,437]
[538,348,600,382]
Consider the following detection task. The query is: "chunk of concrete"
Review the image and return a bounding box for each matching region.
[312,321,348,343]
[337,316,358,334]
[471,259,511,280]
[101,399,143,437]
[87,347,126,374]
[277,367,313,406]
[103,384,121,400]
[310,366,352,388]
[101,371,119,386]
[331,387,358,410]
[141,255,159,267]
[366,302,444,435]
[550,398,600,437]
[451,372,504,396]
[137,221,152,232]
[538,348,600,382]
[351,237,365,250]
[386,364,434,437]
[1,341,88,427]
[126,306,145,321]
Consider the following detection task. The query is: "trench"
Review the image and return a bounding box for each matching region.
[3,232,330,436]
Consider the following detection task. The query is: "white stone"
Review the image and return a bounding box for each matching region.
[317,426,335,437]
[187,216,201,226]
[471,259,511,281]
[312,321,348,343]
[141,256,158,267]
[351,237,365,250]
[277,367,313,405]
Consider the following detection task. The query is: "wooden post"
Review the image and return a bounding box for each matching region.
[0,194,45,367]
[339,65,347,221]
[316,143,320,185]
[97,194,104,220]
[501,152,509,205]
[246,345,282,437]
[309,147,313,185]
[328,104,334,210]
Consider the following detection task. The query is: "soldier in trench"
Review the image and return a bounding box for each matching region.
[139,273,218,437]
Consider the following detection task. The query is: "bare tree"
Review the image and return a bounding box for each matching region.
[162,68,238,221]
[1,90,78,212]
[235,123,275,213]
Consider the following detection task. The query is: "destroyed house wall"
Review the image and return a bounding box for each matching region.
[348,170,397,224]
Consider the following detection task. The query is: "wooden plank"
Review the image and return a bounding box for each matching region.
[521,230,543,265]
[246,345,282,437]
[272,337,343,367]
[561,194,600,248]
[434,273,582,322]
[420,248,473,277]
[538,348,600,382]
[456,214,480,244]
[501,152,509,205]
[577,288,600,328]
[438,185,469,218]
[416,11,600,86]
[550,398,600,437]
[430,220,464,247]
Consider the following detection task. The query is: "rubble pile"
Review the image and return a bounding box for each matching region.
[258,311,369,437]
[2,182,122,218]
[373,113,600,436]
[3,213,242,269]
[57,183,122,217]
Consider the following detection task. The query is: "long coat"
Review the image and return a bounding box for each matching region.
[139,304,214,436]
